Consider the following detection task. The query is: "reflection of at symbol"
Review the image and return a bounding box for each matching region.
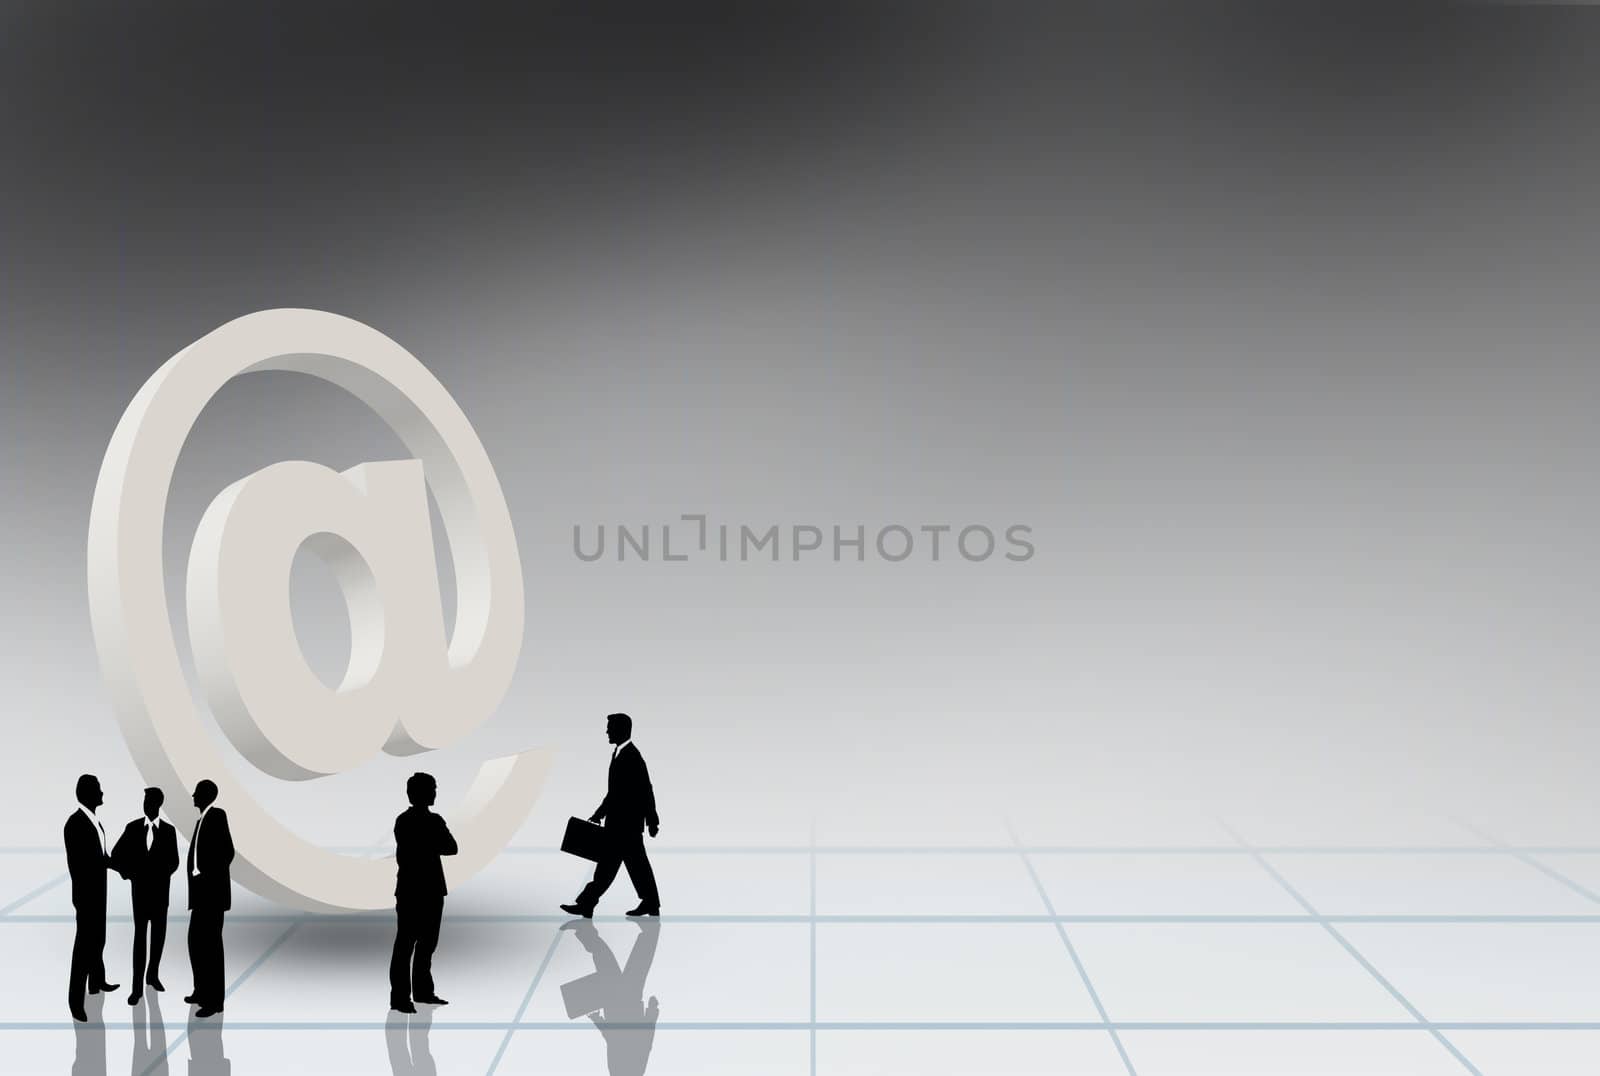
[87,308,549,912]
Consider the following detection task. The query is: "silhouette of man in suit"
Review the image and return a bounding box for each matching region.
[562,713,661,918]
[66,773,120,1021]
[184,779,233,1018]
[559,919,661,1076]
[112,787,179,1006]
[390,772,457,1013]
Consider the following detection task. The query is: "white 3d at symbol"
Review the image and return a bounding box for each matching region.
[87,308,548,912]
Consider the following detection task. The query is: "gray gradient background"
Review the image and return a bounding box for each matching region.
[1,4,1596,853]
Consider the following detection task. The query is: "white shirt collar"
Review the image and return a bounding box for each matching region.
[613,739,631,755]
[78,804,101,826]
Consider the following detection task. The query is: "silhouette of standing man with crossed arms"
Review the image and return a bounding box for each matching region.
[391,772,457,1013]
[563,712,661,919]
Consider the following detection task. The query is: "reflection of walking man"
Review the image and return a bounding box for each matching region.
[390,772,457,1014]
[562,713,661,919]
[560,919,661,1076]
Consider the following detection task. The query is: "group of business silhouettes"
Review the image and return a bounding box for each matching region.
[64,775,232,1022]
[67,711,663,1026]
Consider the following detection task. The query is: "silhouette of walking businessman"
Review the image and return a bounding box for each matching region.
[111,787,179,1005]
[184,780,233,1018]
[559,919,661,1076]
[562,713,661,918]
[391,772,457,1013]
[66,774,119,1021]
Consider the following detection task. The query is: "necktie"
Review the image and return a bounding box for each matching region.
[145,820,155,851]
[94,817,106,855]
[191,815,202,876]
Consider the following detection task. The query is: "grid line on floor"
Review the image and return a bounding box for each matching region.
[10,1018,1600,1032]
[13,911,1600,924]
[485,930,564,1075]
[1007,818,1138,1075]
[6,826,1600,1066]
[0,871,66,916]
[12,842,1600,855]
[808,818,817,1076]
[1221,819,1485,1076]
[1454,819,1600,907]
[139,921,302,1076]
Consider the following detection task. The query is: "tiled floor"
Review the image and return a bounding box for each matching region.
[3,818,1599,1074]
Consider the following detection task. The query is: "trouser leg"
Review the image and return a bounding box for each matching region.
[187,911,199,996]
[212,911,227,1006]
[412,898,442,998]
[189,908,225,1006]
[68,910,94,1009]
[131,914,148,991]
[620,836,659,909]
[391,903,416,1004]
[147,909,167,982]
[96,944,106,988]
[576,854,623,910]
[87,912,106,988]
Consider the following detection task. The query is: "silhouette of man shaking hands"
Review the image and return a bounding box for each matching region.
[65,773,118,1021]
[562,712,661,919]
[111,787,178,1005]
[391,772,457,1014]
[184,779,232,1018]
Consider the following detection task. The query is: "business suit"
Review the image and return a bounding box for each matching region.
[574,743,660,913]
[111,816,179,994]
[64,808,113,1014]
[390,806,457,1007]
[185,807,234,1011]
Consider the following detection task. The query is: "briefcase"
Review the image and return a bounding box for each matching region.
[561,816,610,863]
[560,971,608,1019]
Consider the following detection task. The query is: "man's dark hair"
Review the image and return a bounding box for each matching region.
[74,774,99,805]
[145,787,164,808]
[607,712,632,737]
[406,772,437,805]
[194,779,219,808]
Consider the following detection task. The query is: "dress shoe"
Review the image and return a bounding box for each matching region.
[415,994,448,1006]
[559,903,593,919]
[146,976,165,992]
[195,1005,223,1018]
[70,1005,88,1023]
[391,1000,417,1014]
[90,981,120,994]
[183,993,199,1004]
[625,904,660,917]
[127,993,142,1006]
